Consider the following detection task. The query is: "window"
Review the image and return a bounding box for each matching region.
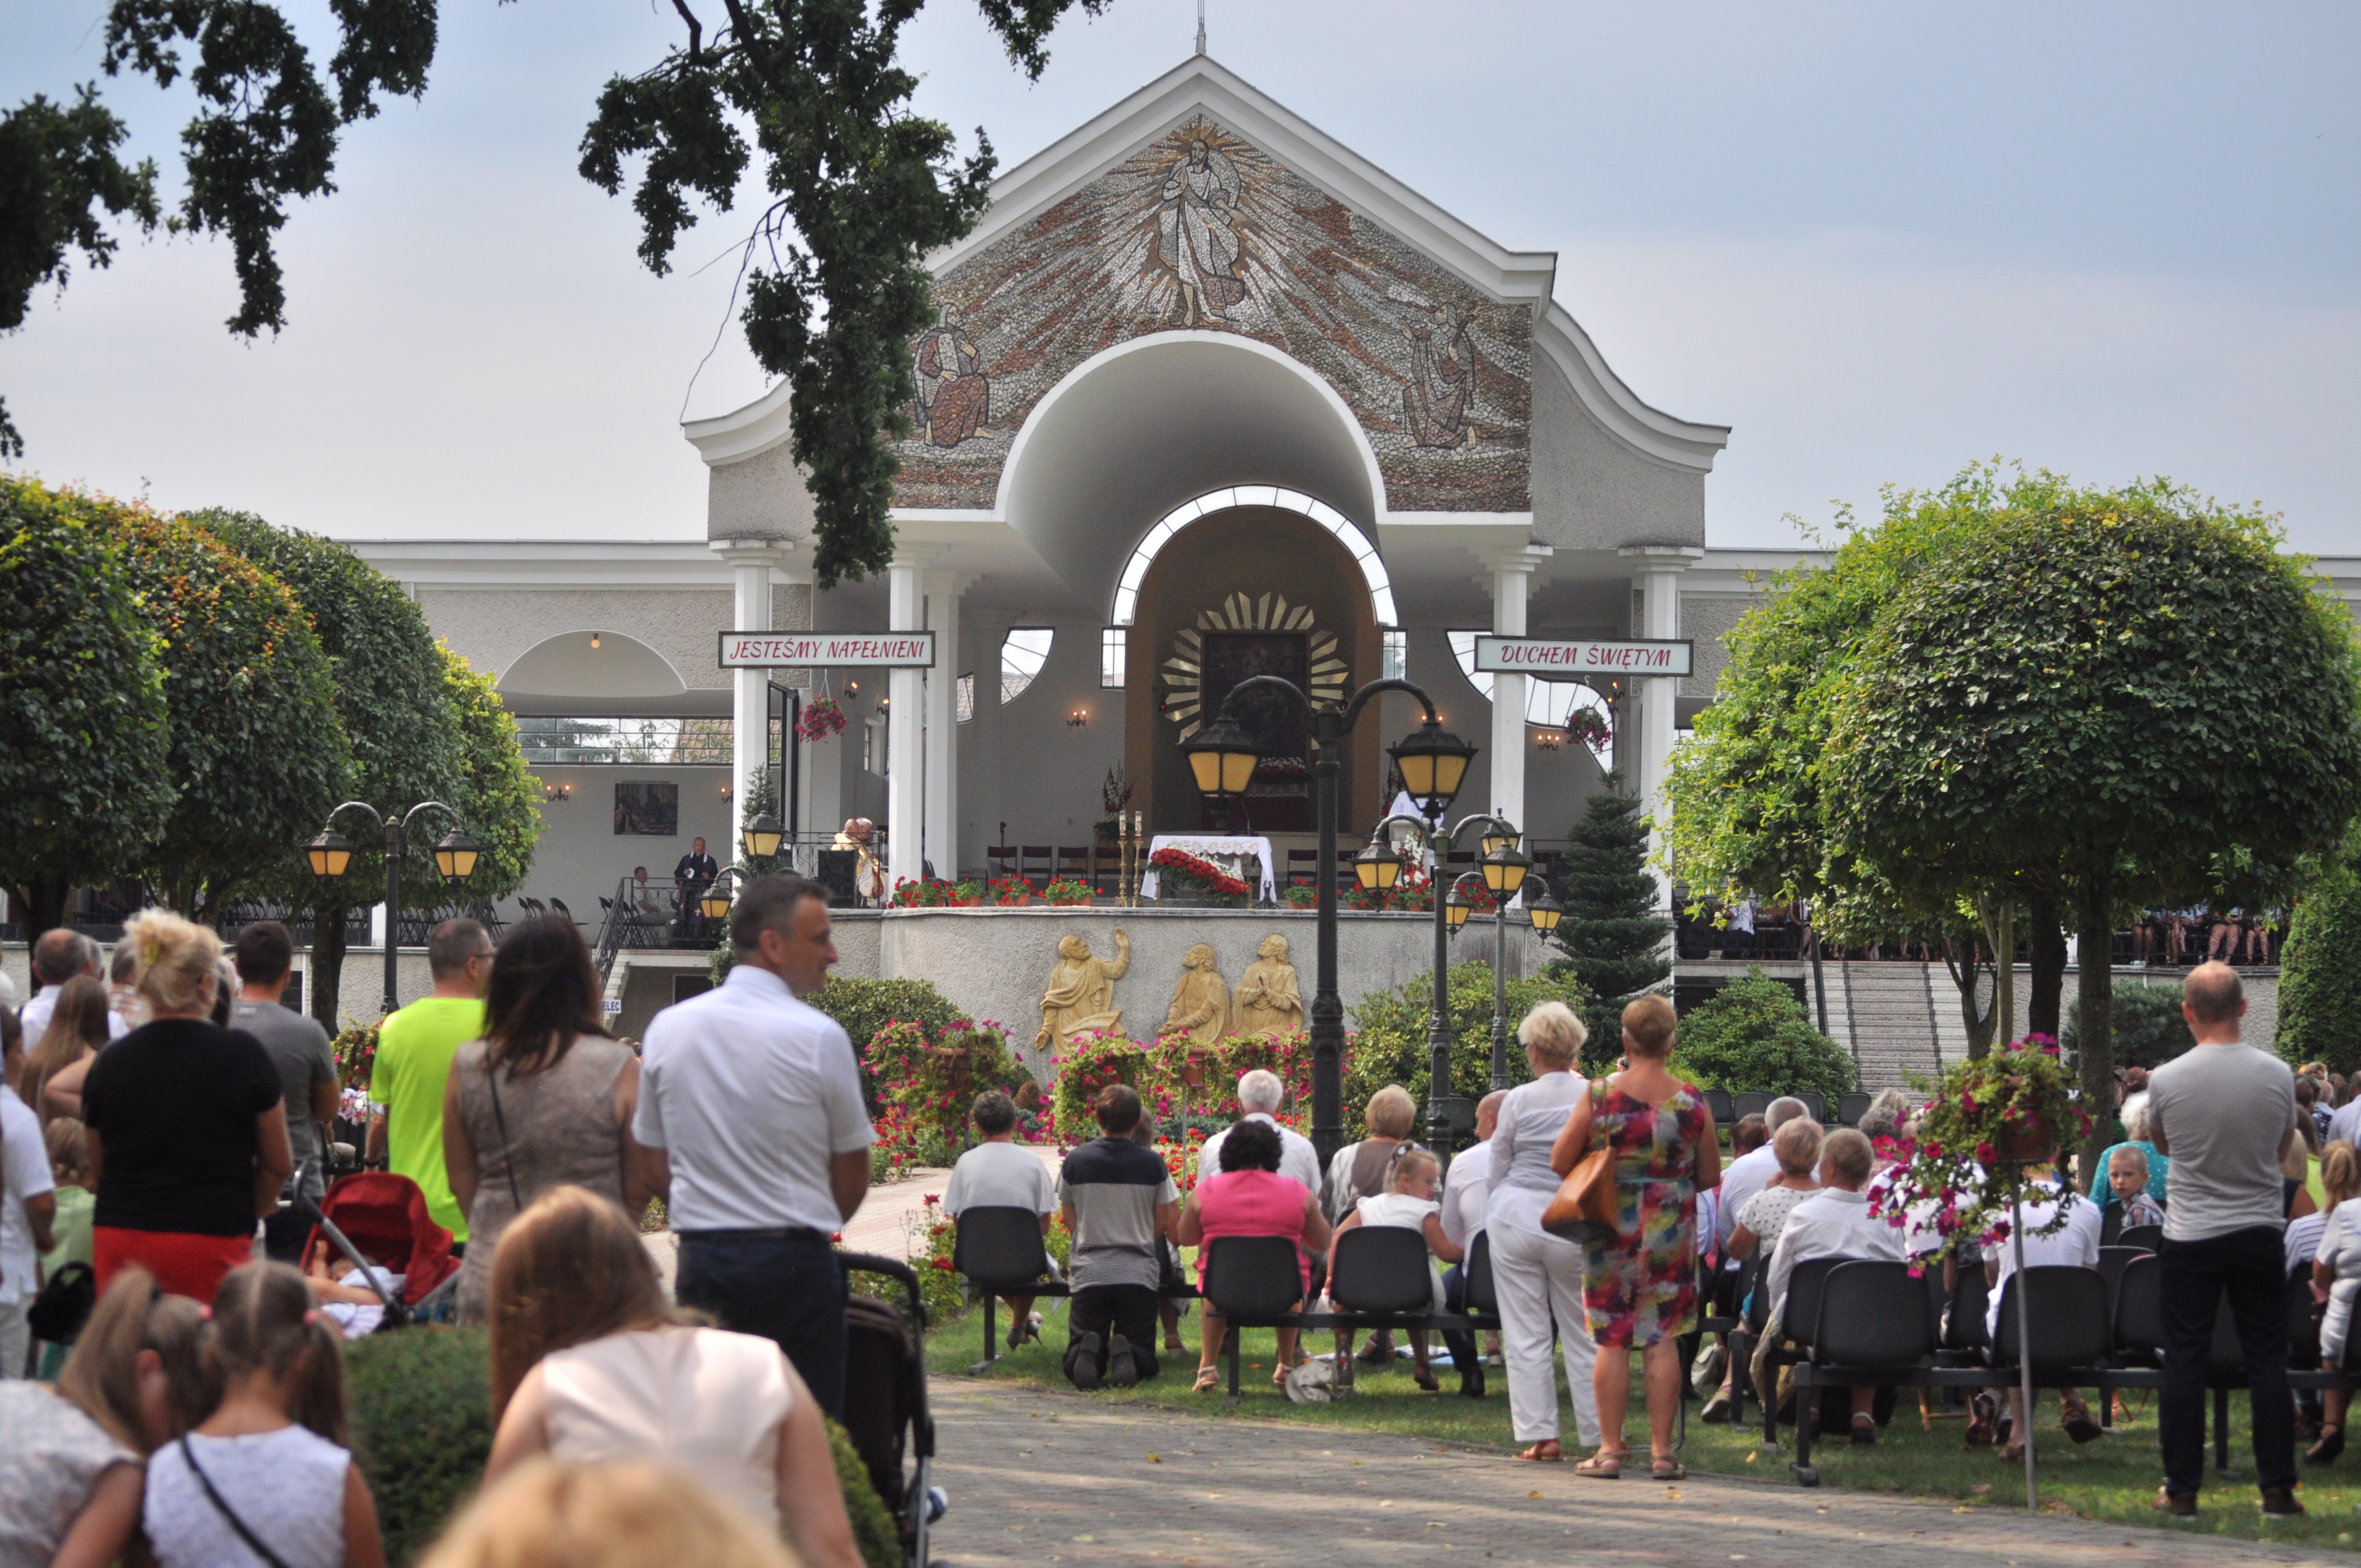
[1381,629,1407,682]
[1001,627,1053,704]
[1448,630,1615,769]
[1101,628,1127,688]
[863,716,888,776]
[956,673,975,723]
[513,717,731,765]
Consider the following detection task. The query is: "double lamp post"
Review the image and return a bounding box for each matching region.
[1182,674,1564,1168]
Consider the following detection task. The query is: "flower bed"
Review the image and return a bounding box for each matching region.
[862,1017,1037,1171]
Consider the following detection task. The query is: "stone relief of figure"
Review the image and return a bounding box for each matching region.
[1232,934,1304,1037]
[912,303,989,448]
[1035,929,1131,1052]
[1156,137,1247,326]
[1160,941,1233,1049]
[1401,303,1480,449]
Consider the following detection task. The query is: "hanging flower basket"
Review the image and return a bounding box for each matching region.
[1563,706,1611,756]
[1869,1034,2095,1267]
[796,697,848,742]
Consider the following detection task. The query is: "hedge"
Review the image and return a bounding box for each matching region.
[1669,968,1855,1101]
[345,1326,899,1568]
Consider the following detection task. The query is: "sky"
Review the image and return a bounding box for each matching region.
[3,1,2355,550]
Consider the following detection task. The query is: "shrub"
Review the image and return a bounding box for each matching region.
[864,1019,1031,1164]
[808,976,970,1109]
[2064,983,2190,1072]
[1671,968,1855,1100]
[1343,961,1590,1133]
[345,1328,493,1567]
[346,1325,900,1568]
[2280,827,2361,1072]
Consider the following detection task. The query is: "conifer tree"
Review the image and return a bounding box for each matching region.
[1551,770,1672,1016]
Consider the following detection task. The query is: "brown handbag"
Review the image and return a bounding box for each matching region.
[1542,1082,1620,1243]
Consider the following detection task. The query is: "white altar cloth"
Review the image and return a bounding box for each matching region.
[1138,834,1279,903]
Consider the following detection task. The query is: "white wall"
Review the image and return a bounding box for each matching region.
[517,765,735,930]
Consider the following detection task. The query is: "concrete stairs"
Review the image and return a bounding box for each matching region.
[1832,961,1947,1090]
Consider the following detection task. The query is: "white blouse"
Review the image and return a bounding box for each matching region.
[1485,1070,1589,1235]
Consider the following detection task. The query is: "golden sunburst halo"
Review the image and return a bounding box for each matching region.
[1162,591,1347,741]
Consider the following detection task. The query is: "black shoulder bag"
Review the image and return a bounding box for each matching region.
[177,1436,297,1568]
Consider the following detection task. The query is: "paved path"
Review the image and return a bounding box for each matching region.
[927,1378,2341,1568]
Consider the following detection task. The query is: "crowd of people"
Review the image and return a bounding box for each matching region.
[938,959,2336,1517]
[2,873,878,1568]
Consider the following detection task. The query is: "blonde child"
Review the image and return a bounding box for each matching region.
[1325,1147,1463,1392]
[2108,1146,2166,1231]
[143,1261,387,1568]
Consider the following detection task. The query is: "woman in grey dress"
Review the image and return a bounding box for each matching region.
[444,917,657,1321]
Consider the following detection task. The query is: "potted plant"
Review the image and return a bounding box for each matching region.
[1149,847,1249,907]
[796,695,848,742]
[1283,882,1318,909]
[987,875,1036,907]
[1043,876,1095,906]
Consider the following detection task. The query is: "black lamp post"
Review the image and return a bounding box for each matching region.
[307,801,481,1017]
[1183,678,1473,1167]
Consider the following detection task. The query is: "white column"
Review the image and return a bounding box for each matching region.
[922,570,971,880]
[1481,545,1552,846]
[1619,545,1701,913]
[711,540,784,851]
[885,547,940,887]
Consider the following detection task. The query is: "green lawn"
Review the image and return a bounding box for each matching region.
[927,1299,2361,1548]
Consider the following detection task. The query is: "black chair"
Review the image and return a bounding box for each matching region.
[1734,1092,1775,1123]
[952,1206,1063,1373]
[1989,1267,2112,1375]
[1755,1257,1849,1446]
[1941,1264,1992,1359]
[2288,1265,2322,1369]
[1794,1092,1827,1123]
[2119,1223,2164,1254]
[1789,1261,1935,1479]
[549,897,575,924]
[817,850,858,905]
[2099,1203,2124,1249]
[1330,1227,1433,1315]
[1703,1087,1735,1129]
[1837,1091,1874,1128]
[2113,1253,2163,1363]
[2096,1245,2151,1338]
[1463,1231,1498,1315]
[1204,1235,1308,1406]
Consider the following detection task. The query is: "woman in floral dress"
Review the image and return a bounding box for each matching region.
[1551,994,1718,1479]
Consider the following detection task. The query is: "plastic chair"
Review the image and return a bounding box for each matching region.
[2096,1245,2150,1340]
[1463,1231,1498,1316]
[2113,1253,2163,1362]
[953,1206,1057,1374]
[1734,1092,1775,1122]
[1203,1235,1307,1406]
[1989,1266,2112,1375]
[2118,1223,2164,1254]
[1777,1257,1849,1352]
[1809,1260,1935,1369]
[1794,1092,1827,1123]
[549,897,574,924]
[1703,1088,1736,1128]
[1837,1092,1874,1128]
[1941,1265,1991,1357]
[1329,1227,1433,1315]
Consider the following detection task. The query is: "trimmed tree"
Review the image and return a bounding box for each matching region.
[439,647,541,930]
[1670,970,1854,1101]
[0,477,173,938]
[195,510,464,1028]
[1822,477,2361,1180]
[96,496,348,918]
[1549,770,1670,1059]
[2278,825,2361,1072]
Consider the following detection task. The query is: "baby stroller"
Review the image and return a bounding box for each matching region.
[838,1252,939,1568]
[293,1170,463,1330]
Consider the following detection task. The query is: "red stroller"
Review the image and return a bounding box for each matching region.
[297,1172,463,1328]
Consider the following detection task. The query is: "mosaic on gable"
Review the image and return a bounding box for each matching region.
[893,116,1532,514]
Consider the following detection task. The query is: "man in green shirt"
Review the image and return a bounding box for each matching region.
[367,918,493,1243]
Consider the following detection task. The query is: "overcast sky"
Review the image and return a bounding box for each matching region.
[3,2,2355,551]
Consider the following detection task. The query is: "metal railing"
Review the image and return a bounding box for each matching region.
[591,876,726,982]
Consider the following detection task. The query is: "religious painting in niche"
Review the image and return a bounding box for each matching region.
[889,115,1532,513]
[613,781,678,837]
[1163,592,1346,834]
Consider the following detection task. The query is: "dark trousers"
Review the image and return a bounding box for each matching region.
[677,1230,847,1419]
[2159,1225,2295,1496]
[1440,1265,1480,1373]
[1066,1284,1161,1384]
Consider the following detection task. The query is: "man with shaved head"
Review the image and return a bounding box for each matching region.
[1436,1089,1510,1396]
[2147,961,2301,1517]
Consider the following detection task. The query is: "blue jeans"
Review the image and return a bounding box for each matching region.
[676,1230,847,1419]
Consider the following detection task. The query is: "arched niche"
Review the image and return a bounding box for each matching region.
[497,631,686,703]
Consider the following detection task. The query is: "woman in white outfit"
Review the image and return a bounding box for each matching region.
[1485,1003,1602,1462]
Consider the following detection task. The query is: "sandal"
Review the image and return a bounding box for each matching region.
[1516,1441,1563,1463]
[1413,1367,1440,1393]
[2061,1400,2102,1445]
[1574,1449,1625,1479]
[2309,1425,2346,1466]
[1651,1458,1686,1481]
[1192,1367,1222,1394]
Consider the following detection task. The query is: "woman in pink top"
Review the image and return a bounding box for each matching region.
[1177,1119,1332,1393]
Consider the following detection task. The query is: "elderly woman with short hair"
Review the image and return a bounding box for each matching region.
[1485,1002,1603,1463]
[2095,1092,2169,1215]
[1550,994,1717,1479]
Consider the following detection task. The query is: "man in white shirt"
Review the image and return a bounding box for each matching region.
[1762,1129,1905,1442]
[1,1016,59,1377]
[18,929,123,1054]
[942,1088,1058,1350]
[1437,1089,1506,1396]
[1196,1070,1321,1197]
[635,874,873,1418]
[2146,962,2302,1517]
[1717,1097,1808,1248]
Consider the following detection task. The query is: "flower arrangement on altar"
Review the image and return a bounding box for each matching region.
[1042,876,1095,906]
[1868,1034,2093,1266]
[1344,859,1434,912]
[1149,847,1249,903]
[889,876,984,908]
[986,875,1036,906]
[795,696,848,742]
